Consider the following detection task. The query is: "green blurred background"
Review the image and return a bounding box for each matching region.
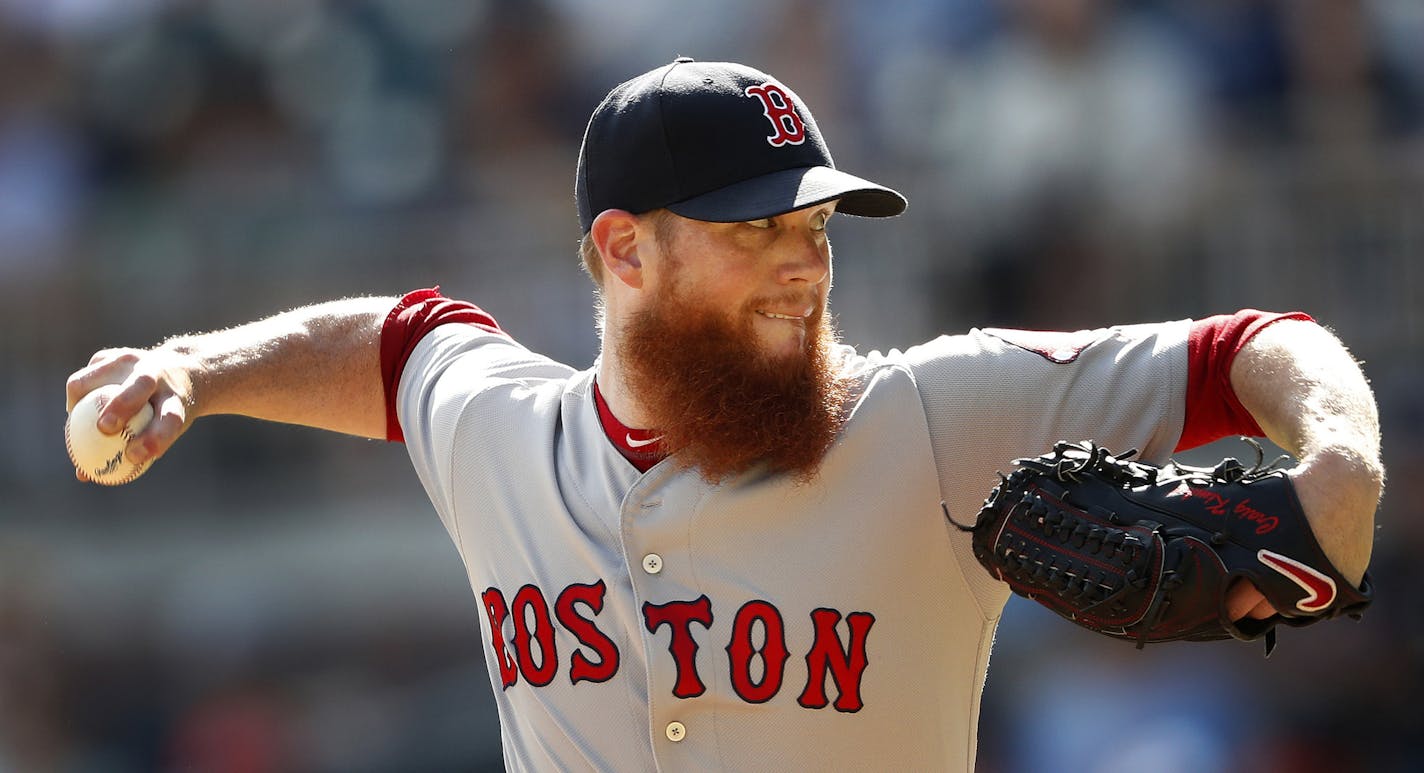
[3,0,1421,770]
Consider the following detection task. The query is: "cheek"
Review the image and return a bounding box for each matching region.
[663,273,725,309]
[687,268,761,310]
[656,233,771,309]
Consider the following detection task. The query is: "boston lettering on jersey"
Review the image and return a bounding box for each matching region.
[480,582,875,712]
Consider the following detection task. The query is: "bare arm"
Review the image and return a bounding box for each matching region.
[65,297,395,478]
[1230,319,1383,587]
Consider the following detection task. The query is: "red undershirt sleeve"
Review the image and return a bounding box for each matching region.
[379,287,504,443]
[1176,309,1314,452]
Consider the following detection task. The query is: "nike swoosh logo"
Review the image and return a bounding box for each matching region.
[626,434,662,449]
[1257,549,1337,613]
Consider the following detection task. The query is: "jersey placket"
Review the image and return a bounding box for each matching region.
[618,463,720,770]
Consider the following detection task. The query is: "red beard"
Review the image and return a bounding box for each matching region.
[616,280,852,484]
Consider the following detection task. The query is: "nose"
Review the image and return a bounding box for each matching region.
[776,229,830,286]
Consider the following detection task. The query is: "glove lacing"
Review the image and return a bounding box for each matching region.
[990,493,1156,628]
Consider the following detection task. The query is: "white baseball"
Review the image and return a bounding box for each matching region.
[66,384,155,485]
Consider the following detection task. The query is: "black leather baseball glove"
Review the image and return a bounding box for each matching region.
[956,440,1372,654]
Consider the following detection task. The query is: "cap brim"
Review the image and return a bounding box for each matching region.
[666,166,907,223]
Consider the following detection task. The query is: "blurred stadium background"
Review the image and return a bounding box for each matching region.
[2,0,1421,770]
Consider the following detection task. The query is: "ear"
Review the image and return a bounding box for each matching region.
[590,209,647,290]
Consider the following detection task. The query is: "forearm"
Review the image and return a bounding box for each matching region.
[1230,319,1382,583]
[167,297,393,439]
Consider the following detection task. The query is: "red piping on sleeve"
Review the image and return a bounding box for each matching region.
[379,287,503,442]
[1177,309,1313,451]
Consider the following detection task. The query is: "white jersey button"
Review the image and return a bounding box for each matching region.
[642,553,664,574]
[665,721,686,742]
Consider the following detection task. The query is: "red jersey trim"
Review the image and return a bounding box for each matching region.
[1177,310,1313,451]
[592,380,666,472]
[380,287,504,442]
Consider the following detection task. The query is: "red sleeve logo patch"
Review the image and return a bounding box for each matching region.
[983,328,1103,364]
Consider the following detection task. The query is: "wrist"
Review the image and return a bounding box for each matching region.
[154,339,205,420]
[1287,445,1382,586]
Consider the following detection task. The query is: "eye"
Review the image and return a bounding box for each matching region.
[745,218,774,229]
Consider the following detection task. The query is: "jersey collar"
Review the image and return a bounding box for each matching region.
[592,379,667,472]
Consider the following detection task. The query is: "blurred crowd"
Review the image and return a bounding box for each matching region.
[2,0,1421,770]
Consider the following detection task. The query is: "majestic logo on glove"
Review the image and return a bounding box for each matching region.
[745,83,807,147]
[1257,549,1337,613]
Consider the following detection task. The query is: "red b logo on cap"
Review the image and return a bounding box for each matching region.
[745,83,806,147]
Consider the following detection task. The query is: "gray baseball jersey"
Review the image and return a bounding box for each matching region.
[396,319,1189,771]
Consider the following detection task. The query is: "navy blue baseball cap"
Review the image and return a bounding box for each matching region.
[576,57,907,233]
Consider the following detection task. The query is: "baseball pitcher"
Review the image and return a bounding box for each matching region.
[65,59,1381,771]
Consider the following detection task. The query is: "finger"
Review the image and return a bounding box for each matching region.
[66,370,90,412]
[1248,598,1277,620]
[1225,578,1266,621]
[97,371,160,436]
[126,392,188,465]
[89,347,122,366]
[67,350,140,411]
